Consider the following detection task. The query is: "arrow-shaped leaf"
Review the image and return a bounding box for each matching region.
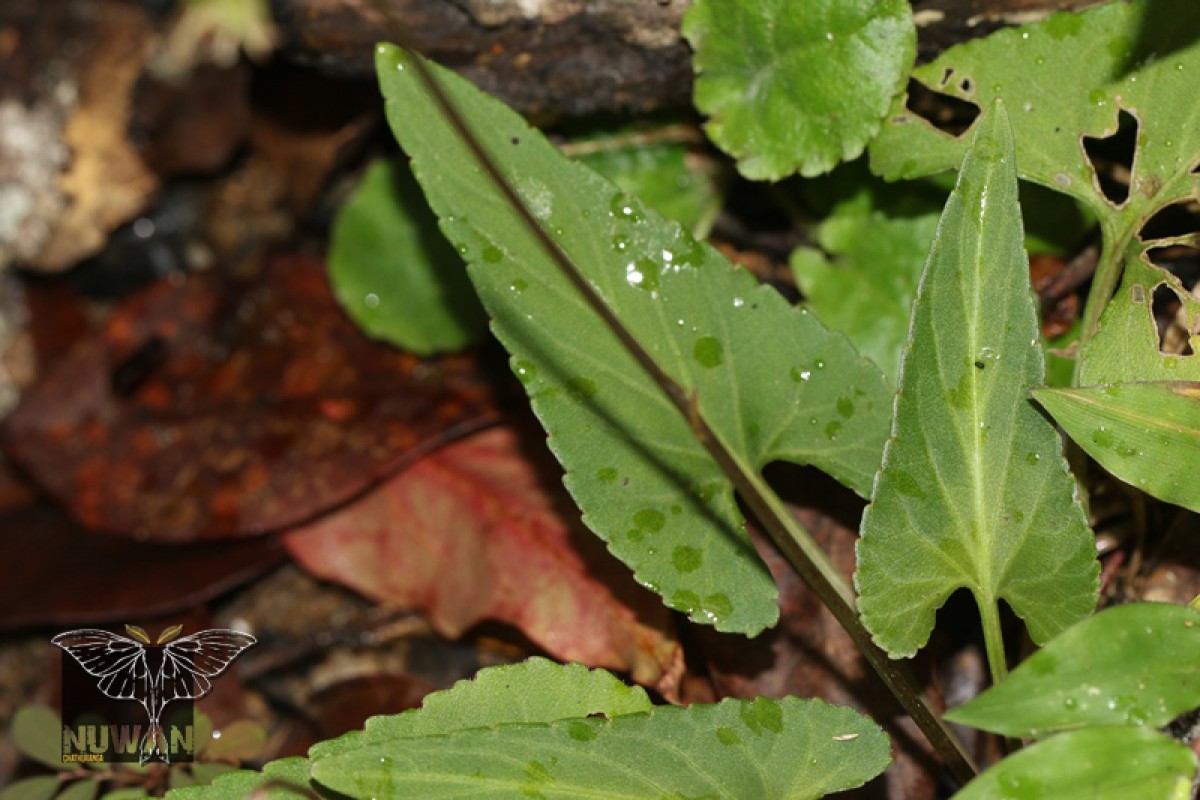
[1034,381,1200,513]
[855,102,1099,663]
[374,43,892,635]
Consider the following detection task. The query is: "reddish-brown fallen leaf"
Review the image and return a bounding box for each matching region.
[2,253,496,540]
[0,503,285,629]
[284,425,681,687]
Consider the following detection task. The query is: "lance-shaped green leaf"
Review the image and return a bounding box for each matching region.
[947,603,1200,738]
[571,131,723,239]
[329,158,486,354]
[375,44,892,634]
[855,102,1099,659]
[310,697,890,800]
[1033,382,1200,513]
[952,727,1195,800]
[683,0,915,180]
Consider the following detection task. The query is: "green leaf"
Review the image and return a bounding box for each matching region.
[948,603,1200,737]
[328,158,486,354]
[310,697,890,800]
[165,757,312,800]
[375,44,892,634]
[868,0,1200,337]
[791,208,939,385]
[98,789,151,800]
[855,102,1099,658]
[572,132,723,238]
[1079,256,1200,384]
[200,719,266,762]
[311,657,653,759]
[952,727,1195,800]
[55,780,98,800]
[683,0,915,180]
[11,705,65,770]
[0,777,61,800]
[1033,382,1200,513]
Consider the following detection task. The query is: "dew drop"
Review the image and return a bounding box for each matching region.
[364,293,380,309]
[509,279,528,293]
[597,467,618,482]
[513,361,537,384]
[732,297,744,308]
[482,246,503,264]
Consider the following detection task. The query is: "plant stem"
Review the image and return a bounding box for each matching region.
[976,592,1009,685]
[383,31,980,786]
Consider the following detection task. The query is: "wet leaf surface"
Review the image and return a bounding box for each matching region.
[2,253,497,541]
[284,425,682,687]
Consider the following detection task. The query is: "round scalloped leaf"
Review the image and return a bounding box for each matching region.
[329,158,486,355]
[683,0,915,180]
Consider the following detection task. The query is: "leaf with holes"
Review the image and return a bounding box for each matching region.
[375,44,892,635]
[310,697,889,800]
[869,0,1200,334]
[952,727,1195,800]
[855,102,1099,658]
[1079,256,1200,384]
[1033,382,1200,513]
[683,0,915,180]
[329,158,486,355]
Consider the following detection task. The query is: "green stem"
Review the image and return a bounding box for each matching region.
[976,593,1009,685]
[1072,219,1125,385]
[383,28,980,785]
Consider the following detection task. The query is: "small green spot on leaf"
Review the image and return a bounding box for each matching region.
[672,545,703,573]
[693,336,724,369]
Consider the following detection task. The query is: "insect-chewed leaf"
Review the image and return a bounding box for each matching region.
[1079,257,1200,385]
[126,624,152,645]
[855,101,1099,658]
[375,44,892,635]
[157,624,184,645]
[1033,382,1200,513]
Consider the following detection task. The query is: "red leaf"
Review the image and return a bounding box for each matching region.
[2,254,496,541]
[284,426,681,687]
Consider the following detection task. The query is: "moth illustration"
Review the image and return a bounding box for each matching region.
[53,625,256,764]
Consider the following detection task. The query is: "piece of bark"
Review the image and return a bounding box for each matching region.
[0,0,160,273]
[273,0,693,117]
